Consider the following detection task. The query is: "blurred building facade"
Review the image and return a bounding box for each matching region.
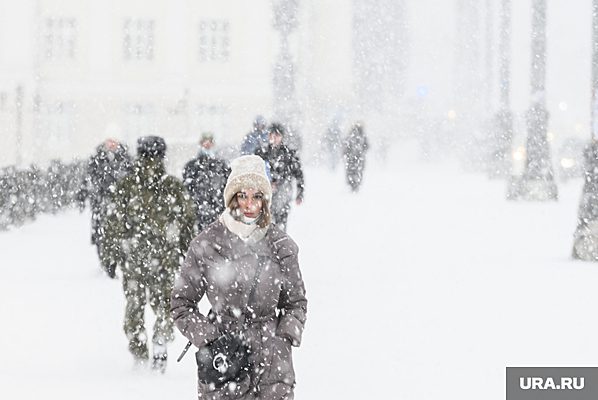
[0,0,594,173]
[0,0,409,170]
[0,0,276,171]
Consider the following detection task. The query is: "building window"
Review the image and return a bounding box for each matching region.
[198,20,230,62]
[123,18,155,61]
[42,17,77,61]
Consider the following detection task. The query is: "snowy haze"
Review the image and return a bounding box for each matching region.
[404,0,591,140]
[0,0,594,165]
[1,144,596,399]
[2,1,598,399]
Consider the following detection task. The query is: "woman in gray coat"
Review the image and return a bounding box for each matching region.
[171,155,307,399]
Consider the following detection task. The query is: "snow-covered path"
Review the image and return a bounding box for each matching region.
[2,143,597,399]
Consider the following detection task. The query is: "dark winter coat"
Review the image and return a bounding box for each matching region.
[343,126,369,190]
[255,144,304,206]
[102,157,196,272]
[80,143,132,245]
[83,143,132,206]
[343,127,369,171]
[183,151,230,232]
[241,129,269,156]
[171,219,307,399]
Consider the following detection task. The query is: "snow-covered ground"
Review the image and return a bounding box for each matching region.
[2,141,597,399]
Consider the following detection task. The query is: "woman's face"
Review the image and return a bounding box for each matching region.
[236,189,264,218]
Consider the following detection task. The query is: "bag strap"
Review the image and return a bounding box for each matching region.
[177,260,265,363]
[177,245,268,363]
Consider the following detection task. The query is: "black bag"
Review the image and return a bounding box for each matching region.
[178,258,265,388]
[195,331,251,387]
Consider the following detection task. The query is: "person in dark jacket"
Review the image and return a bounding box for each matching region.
[255,123,304,231]
[240,115,268,155]
[172,154,307,399]
[183,132,230,234]
[79,139,132,276]
[343,122,369,192]
[103,136,196,371]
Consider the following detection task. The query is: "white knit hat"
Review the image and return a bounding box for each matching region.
[224,155,272,207]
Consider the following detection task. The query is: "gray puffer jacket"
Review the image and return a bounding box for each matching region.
[171,220,307,400]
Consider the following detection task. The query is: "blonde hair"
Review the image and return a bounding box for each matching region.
[228,193,271,228]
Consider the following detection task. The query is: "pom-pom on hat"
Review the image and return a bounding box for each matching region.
[224,155,272,207]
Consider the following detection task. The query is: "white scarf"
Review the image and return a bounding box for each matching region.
[220,209,268,244]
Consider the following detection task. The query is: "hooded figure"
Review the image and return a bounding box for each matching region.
[103,136,196,372]
[172,154,307,400]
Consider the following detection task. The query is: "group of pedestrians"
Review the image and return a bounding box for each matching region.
[0,159,86,230]
[78,117,307,399]
[78,115,371,398]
